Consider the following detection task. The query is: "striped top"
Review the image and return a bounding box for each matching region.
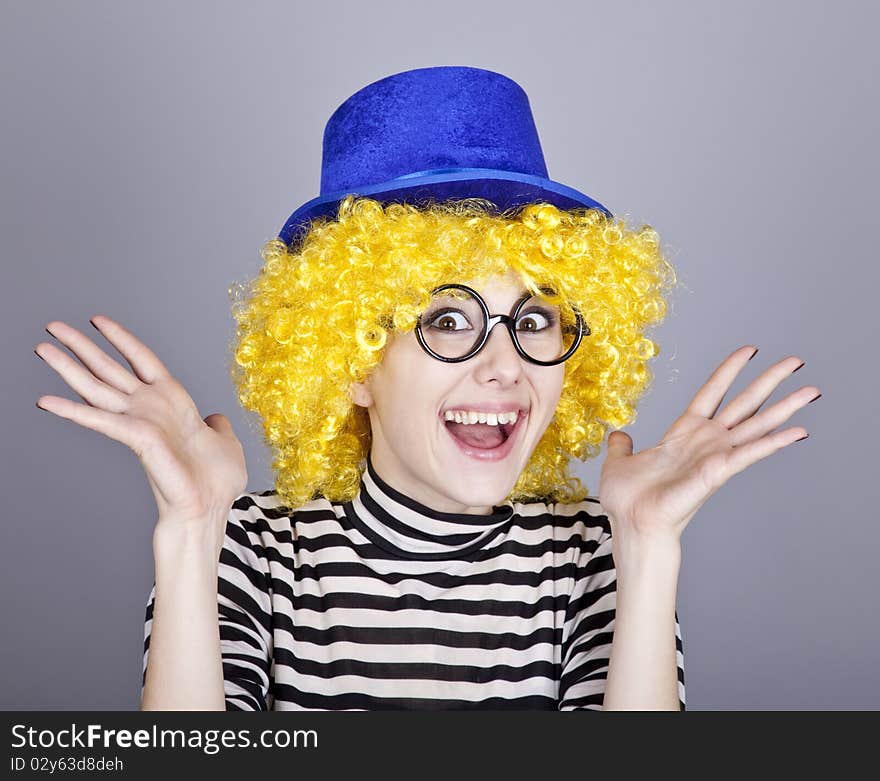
[142,456,686,710]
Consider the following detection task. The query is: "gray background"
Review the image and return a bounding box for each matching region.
[2,0,876,710]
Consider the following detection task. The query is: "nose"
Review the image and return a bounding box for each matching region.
[478,319,524,370]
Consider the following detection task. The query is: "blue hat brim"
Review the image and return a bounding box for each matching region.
[277,167,613,247]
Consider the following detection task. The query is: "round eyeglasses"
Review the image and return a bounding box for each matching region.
[414,283,589,366]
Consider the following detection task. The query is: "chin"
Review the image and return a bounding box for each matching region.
[446,467,519,506]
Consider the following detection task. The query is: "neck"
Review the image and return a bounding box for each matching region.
[368,450,496,515]
[340,455,515,560]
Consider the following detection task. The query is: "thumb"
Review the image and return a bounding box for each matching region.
[204,413,233,436]
[607,429,633,460]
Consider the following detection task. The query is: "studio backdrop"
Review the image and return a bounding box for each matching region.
[2,0,876,710]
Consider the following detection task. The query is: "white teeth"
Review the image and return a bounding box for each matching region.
[443,409,521,426]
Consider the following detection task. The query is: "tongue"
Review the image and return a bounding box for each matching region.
[446,421,506,449]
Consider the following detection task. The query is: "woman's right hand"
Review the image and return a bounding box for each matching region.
[35,315,249,541]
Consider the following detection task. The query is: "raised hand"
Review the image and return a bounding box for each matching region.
[34,315,248,542]
[598,345,821,547]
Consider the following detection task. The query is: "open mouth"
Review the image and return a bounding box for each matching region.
[441,411,527,461]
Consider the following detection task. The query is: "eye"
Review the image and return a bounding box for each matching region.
[516,307,558,332]
[425,308,472,332]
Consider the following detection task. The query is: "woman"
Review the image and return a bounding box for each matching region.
[35,67,819,710]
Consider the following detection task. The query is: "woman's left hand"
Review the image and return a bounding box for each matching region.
[598,345,821,546]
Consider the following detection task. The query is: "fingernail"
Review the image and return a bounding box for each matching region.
[808,393,822,404]
[749,348,759,361]
[36,401,46,411]
[793,362,805,373]
[34,349,44,361]
[89,318,99,330]
[795,433,809,442]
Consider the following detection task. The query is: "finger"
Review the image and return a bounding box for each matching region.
[606,430,633,461]
[44,320,142,394]
[715,355,805,429]
[687,346,758,420]
[35,341,130,412]
[88,315,170,385]
[35,394,154,455]
[721,426,809,482]
[727,385,820,447]
[204,413,233,438]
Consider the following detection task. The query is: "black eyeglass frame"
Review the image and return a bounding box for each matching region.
[414,283,590,367]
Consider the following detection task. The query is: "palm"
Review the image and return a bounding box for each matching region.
[35,315,248,525]
[600,413,736,540]
[597,346,820,543]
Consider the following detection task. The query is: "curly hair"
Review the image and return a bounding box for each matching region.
[226,195,678,511]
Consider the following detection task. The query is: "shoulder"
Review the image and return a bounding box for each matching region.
[508,496,612,567]
[226,490,339,541]
[219,491,339,580]
[545,497,613,576]
[546,496,612,546]
[230,489,336,522]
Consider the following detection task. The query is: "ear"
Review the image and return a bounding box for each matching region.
[348,379,373,408]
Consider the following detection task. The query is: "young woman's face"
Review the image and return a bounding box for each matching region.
[349,269,566,514]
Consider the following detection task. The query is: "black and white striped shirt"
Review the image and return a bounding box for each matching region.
[142,456,686,710]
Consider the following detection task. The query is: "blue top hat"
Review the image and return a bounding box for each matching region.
[278,65,613,247]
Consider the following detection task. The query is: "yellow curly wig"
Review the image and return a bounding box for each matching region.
[226,195,678,511]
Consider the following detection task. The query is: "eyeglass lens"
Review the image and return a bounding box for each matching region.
[418,287,578,362]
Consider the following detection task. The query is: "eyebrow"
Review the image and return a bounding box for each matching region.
[444,285,554,301]
[502,288,552,312]
[517,286,556,298]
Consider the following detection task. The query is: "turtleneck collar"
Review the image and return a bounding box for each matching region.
[342,455,515,560]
